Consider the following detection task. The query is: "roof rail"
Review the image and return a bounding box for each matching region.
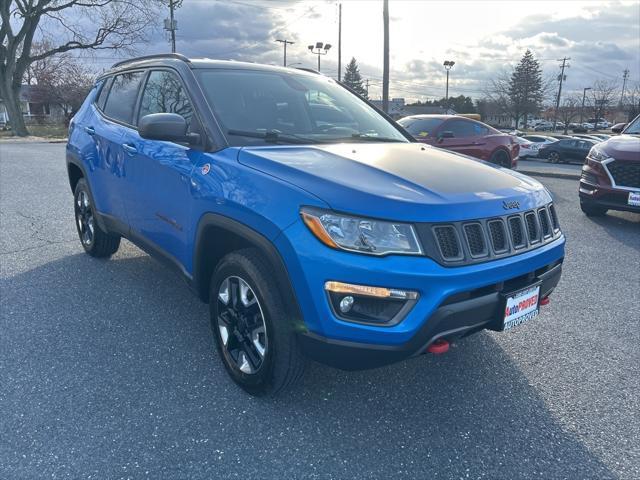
[293,67,321,75]
[111,53,190,69]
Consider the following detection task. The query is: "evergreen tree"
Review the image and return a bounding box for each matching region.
[507,50,544,128]
[343,57,368,99]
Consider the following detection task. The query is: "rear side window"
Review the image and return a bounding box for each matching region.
[138,70,193,128]
[398,118,444,137]
[103,71,145,125]
[96,78,112,111]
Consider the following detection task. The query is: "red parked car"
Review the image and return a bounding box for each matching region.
[579,114,640,216]
[397,115,519,168]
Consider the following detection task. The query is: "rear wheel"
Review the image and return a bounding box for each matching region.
[74,178,120,257]
[580,200,608,217]
[210,248,305,395]
[490,150,512,168]
[547,151,561,163]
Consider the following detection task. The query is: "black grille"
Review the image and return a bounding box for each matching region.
[463,223,487,257]
[538,209,551,238]
[488,220,507,253]
[549,204,559,231]
[434,226,460,259]
[418,202,562,266]
[508,216,525,248]
[525,212,539,243]
[607,161,640,188]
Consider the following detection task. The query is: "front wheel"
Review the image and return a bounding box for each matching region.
[74,178,120,257]
[210,249,305,395]
[547,151,561,163]
[580,200,608,217]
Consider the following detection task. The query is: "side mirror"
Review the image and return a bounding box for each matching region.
[611,123,626,134]
[139,113,200,144]
[438,131,454,142]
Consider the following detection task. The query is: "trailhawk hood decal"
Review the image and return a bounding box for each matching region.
[238,143,550,222]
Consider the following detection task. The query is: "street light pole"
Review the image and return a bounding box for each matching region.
[307,42,332,72]
[580,87,592,124]
[443,60,455,109]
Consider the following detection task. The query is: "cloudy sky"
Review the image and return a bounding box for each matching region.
[72,0,640,103]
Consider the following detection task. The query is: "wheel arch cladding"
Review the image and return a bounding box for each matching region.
[193,213,305,329]
[67,162,84,193]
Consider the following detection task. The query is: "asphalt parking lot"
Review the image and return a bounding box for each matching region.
[1,142,639,480]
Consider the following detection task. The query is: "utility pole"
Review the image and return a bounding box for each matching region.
[165,0,178,53]
[620,68,629,106]
[580,87,592,123]
[382,0,389,113]
[276,39,294,67]
[337,3,342,81]
[552,57,570,131]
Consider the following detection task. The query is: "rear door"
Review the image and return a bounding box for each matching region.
[97,70,146,225]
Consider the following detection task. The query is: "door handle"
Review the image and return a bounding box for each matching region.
[84,126,95,135]
[122,143,137,155]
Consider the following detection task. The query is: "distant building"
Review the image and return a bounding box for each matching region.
[0,85,65,126]
[370,97,456,119]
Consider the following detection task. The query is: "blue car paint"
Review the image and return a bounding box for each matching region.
[68,76,565,349]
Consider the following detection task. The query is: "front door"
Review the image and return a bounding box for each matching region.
[124,69,202,268]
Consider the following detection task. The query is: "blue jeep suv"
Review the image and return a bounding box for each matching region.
[66,54,565,395]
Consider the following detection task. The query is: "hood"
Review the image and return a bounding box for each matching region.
[238,143,551,222]
[600,135,640,161]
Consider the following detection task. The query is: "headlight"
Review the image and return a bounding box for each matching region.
[300,207,423,256]
[587,146,610,163]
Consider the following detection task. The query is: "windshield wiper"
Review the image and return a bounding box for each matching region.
[226,129,318,144]
[347,133,405,142]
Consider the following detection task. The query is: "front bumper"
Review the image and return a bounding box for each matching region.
[276,220,566,369]
[579,160,640,213]
[300,260,562,370]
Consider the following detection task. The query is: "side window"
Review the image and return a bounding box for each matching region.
[103,71,145,125]
[138,70,194,128]
[445,119,476,138]
[96,78,112,111]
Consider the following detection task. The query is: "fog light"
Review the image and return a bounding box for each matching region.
[325,281,418,326]
[339,296,354,313]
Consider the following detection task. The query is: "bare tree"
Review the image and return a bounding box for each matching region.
[558,96,581,134]
[590,80,618,129]
[1,0,160,136]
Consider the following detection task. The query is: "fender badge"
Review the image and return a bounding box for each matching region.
[201,163,210,175]
[503,200,520,210]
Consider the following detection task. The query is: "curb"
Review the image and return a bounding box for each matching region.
[0,138,67,144]
[518,170,580,181]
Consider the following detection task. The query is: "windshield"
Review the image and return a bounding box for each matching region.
[623,115,640,135]
[196,69,408,146]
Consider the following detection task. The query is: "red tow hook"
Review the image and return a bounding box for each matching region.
[540,296,551,306]
[427,338,450,355]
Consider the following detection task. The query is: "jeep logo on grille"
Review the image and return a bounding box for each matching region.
[503,200,520,210]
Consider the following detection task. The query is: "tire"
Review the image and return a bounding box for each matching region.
[490,150,512,168]
[74,178,121,257]
[547,151,561,164]
[580,200,608,217]
[209,248,305,396]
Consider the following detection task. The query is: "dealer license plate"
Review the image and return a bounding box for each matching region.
[628,191,640,207]
[503,285,540,331]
